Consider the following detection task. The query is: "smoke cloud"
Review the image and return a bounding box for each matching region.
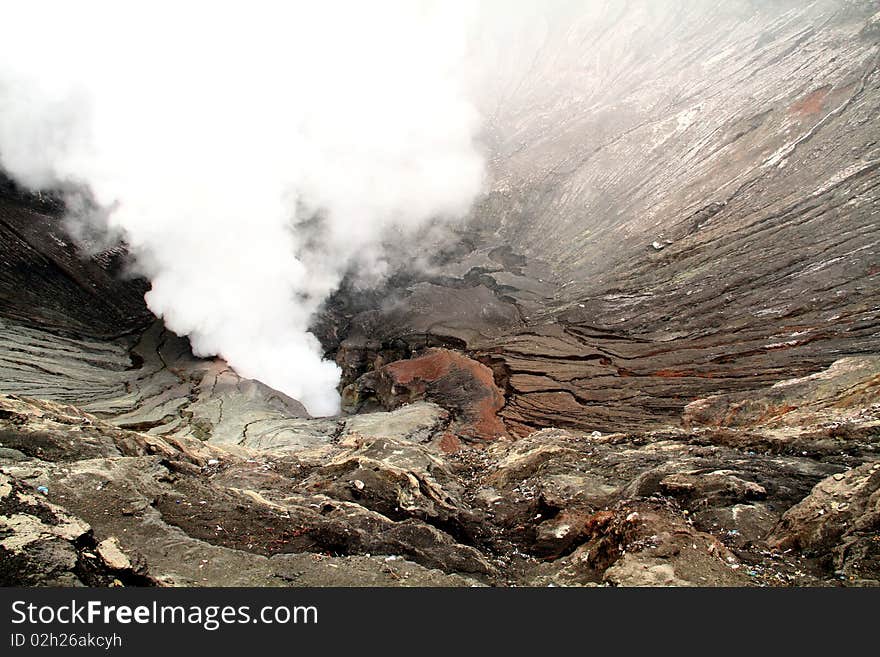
[0,2,485,416]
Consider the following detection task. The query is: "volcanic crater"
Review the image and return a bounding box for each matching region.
[2,0,879,587]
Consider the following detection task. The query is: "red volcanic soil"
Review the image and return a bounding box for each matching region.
[372,348,509,441]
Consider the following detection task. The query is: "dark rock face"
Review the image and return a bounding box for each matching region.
[1,1,880,587]
[0,191,151,338]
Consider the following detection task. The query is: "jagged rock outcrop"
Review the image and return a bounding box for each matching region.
[769,462,880,585]
[342,348,508,442]
[683,356,880,429]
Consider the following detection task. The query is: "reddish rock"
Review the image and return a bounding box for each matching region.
[344,348,509,441]
[788,85,831,116]
[435,433,464,454]
[533,509,594,557]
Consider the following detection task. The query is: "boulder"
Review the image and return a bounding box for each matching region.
[769,462,880,585]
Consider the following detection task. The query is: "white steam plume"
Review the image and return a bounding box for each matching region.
[0,2,485,416]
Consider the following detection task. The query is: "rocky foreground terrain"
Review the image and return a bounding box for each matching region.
[1,0,879,586]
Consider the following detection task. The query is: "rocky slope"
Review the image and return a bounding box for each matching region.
[2,356,878,586]
[1,0,879,586]
[335,0,880,434]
